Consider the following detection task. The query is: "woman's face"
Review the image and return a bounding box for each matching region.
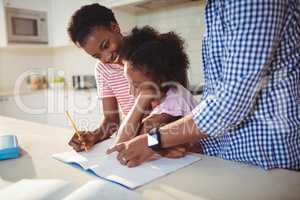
[81,24,123,64]
[123,61,154,97]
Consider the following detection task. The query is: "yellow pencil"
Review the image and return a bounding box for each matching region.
[65,111,88,152]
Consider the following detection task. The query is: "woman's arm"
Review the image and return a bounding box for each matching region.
[69,96,120,151]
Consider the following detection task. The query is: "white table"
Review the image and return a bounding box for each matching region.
[0,115,299,200]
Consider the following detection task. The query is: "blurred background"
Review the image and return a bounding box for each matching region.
[0,0,205,129]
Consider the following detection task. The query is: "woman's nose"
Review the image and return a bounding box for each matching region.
[99,51,112,63]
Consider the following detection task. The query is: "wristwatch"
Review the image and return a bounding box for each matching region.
[147,127,163,151]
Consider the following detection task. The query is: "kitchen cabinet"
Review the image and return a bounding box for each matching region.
[2,0,49,11]
[0,0,7,46]
[0,0,97,47]
[49,0,136,47]
[0,0,137,47]
[96,0,200,13]
[0,0,51,47]
[0,89,103,130]
[45,89,103,129]
[0,92,48,124]
[68,90,102,130]
[97,0,145,8]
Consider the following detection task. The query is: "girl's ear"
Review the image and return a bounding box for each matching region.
[110,22,121,33]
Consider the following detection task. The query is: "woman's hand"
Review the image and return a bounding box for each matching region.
[68,129,107,152]
[107,134,154,167]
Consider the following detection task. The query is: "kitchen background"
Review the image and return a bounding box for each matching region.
[0,0,205,129]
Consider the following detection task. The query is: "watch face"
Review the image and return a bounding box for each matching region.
[148,133,159,146]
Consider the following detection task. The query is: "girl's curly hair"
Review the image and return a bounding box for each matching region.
[120,26,190,89]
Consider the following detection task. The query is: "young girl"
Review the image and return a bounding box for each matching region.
[110,26,200,167]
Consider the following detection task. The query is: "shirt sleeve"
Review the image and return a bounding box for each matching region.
[192,1,288,137]
[95,63,115,99]
[150,96,188,117]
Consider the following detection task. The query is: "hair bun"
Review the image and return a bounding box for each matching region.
[126,26,159,45]
[158,32,185,53]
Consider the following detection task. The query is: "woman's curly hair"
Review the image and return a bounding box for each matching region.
[120,26,190,89]
[67,3,117,46]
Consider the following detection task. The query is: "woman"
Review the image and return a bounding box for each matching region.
[67,3,135,151]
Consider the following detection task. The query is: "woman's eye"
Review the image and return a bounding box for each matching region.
[100,40,109,49]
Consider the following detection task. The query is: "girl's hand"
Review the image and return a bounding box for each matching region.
[158,143,203,158]
[107,134,154,167]
[113,88,155,145]
[158,145,187,158]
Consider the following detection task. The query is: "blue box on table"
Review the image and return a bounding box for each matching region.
[0,135,20,160]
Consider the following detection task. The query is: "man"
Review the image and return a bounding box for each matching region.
[108,0,300,170]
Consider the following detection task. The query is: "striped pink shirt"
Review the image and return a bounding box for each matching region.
[95,62,135,115]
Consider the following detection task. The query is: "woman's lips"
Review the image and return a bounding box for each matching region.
[112,54,120,63]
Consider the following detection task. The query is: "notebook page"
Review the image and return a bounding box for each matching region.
[52,138,114,170]
[52,138,201,189]
[92,153,200,189]
[64,180,145,200]
[0,179,69,200]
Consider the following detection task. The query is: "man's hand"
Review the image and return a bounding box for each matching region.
[106,134,202,167]
[68,130,107,152]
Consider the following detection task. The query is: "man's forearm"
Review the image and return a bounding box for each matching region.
[159,114,207,148]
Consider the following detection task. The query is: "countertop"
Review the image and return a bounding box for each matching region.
[0,115,299,200]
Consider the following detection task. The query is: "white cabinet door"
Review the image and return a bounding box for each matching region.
[46,89,69,128]
[69,90,103,131]
[97,0,144,8]
[0,0,7,47]
[49,0,96,47]
[0,0,50,47]
[0,90,102,130]
[0,96,9,114]
[2,0,50,11]
[0,92,48,124]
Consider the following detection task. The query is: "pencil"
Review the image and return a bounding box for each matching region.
[65,111,88,152]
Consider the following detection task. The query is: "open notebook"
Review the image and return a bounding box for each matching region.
[52,138,201,189]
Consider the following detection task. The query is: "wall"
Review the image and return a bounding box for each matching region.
[0,48,53,91]
[51,46,96,86]
[136,0,206,86]
[51,8,137,85]
[0,2,206,91]
[51,2,206,87]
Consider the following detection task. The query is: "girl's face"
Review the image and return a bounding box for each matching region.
[81,24,123,64]
[123,61,153,97]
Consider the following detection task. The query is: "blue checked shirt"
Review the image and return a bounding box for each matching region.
[192,0,300,169]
